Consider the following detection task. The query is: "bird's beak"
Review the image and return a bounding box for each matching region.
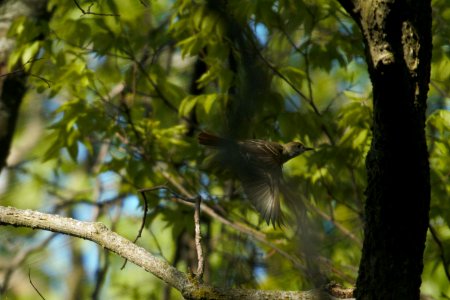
[304,147,315,151]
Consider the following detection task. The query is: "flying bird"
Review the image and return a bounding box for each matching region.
[198,132,313,226]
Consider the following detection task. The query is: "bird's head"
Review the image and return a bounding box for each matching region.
[282,142,314,160]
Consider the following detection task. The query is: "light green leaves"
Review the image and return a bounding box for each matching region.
[179,93,220,118]
[172,4,226,58]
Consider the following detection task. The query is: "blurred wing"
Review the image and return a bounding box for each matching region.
[279,180,307,227]
[200,135,285,226]
[241,169,283,227]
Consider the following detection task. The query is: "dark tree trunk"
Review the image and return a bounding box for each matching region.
[0,74,26,171]
[0,0,49,172]
[337,1,432,298]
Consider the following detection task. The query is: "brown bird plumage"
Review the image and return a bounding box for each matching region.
[198,132,313,226]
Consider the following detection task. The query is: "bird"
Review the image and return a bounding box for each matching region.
[198,131,313,227]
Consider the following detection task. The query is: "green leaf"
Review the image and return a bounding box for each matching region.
[23,42,40,64]
[179,96,198,117]
[427,109,450,133]
[279,66,306,87]
[177,35,204,57]
[202,94,217,114]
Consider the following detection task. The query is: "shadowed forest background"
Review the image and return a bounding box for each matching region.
[0,0,449,299]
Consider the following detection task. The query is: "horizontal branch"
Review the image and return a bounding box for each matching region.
[0,206,189,291]
[0,206,353,299]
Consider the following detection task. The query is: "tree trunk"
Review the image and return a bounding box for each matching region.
[0,0,48,171]
[337,1,432,298]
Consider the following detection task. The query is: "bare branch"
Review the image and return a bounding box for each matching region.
[0,206,189,291]
[194,196,204,279]
[0,206,354,299]
[134,190,150,243]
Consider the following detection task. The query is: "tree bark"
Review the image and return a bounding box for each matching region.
[337,0,432,298]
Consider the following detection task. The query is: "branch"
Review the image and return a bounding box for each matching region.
[248,38,321,115]
[194,196,204,279]
[0,206,189,292]
[28,269,46,300]
[1,58,53,92]
[0,206,354,299]
[133,56,179,113]
[306,201,362,247]
[73,0,120,17]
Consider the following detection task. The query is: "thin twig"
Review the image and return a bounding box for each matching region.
[0,234,56,294]
[160,171,196,199]
[73,0,120,17]
[139,184,197,203]
[121,189,150,270]
[134,190,150,243]
[318,168,361,214]
[133,58,179,113]
[306,201,362,247]
[194,196,204,280]
[0,59,53,88]
[244,30,321,115]
[148,227,166,258]
[139,0,150,7]
[277,25,339,144]
[53,195,126,211]
[30,73,52,88]
[28,269,46,300]
[92,249,110,299]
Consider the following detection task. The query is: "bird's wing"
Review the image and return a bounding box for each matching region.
[240,168,283,227]
[199,135,285,225]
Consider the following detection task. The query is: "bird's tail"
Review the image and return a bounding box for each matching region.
[198,132,226,147]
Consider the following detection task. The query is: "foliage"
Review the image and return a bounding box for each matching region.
[1,0,449,299]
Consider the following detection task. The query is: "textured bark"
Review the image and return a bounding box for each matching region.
[337,0,432,299]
